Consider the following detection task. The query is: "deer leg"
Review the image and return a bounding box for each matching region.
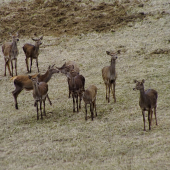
[150,109,153,126]
[148,109,151,130]
[85,104,87,120]
[25,58,29,73]
[5,59,11,76]
[11,60,14,77]
[154,107,158,125]
[76,94,79,113]
[46,94,52,105]
[43,99,46,116]
[113,81,116,103]
[36,101,39,120]
[90,103,94,121]
[105,84,108,101]
[36,58,39,72]
[108,84,111,103]
[15,59,17,76]
[94,99,97,117]
[30,58,32,73]
[142,110,146,131]
[12,85,23,110]
[4,58,7,76]
[40,100,43,119]
[73,95,75,112]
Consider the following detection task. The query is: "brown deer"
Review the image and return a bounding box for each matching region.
[29,75,51,120]
[67,69,85,113]
[23,36,43,73]
[57,61,80,75]
[133,79,158,131]
[102,51,117,103]
[57,61,80,98]
[11,65,59,110]
[2,32,19,76]
[83,85,97,121]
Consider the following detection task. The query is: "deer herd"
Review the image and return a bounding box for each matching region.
[1,32,158,131]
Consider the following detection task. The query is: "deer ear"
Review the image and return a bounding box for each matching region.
[142,79,145,83]
[134,79,137,83]
[106,51,110,55]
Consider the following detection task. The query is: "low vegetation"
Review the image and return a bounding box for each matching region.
[0,0,170,169]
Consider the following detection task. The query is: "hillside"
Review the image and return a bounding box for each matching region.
[0,0,170,170]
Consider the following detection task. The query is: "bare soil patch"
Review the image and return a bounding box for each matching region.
[0,0,145,42]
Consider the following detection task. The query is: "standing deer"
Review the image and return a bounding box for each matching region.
[11,65,59,109]
[2,32,19,76]
[102,51,117,103]
[133,79,158,131]
[30,75,51,120]
[23,36,43,73]
[67,69,85,113]
[83,85,97,121]
[57,61,80,98]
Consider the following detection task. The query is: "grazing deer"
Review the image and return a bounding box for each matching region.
[30,75,51,120]
[83,85,97,121]
[2,32,19,76]
[102,51,117,103]
[67,69,85,113]
[57,61,80,98]
[23,36,43,73]
[133,79,158,131]
[11,65,59,109]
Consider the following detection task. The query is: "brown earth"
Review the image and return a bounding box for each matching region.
[0,0,145,42]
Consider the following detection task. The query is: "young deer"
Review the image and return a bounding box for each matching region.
[102,51,117,103]
[67,69,85,113]
[23,36,43,73]
[2,32,19,76]
[11,65,59,109]
[133,79,158,131]
[83,85,97,121]
[57,61,80,98]
[30,75,51,120]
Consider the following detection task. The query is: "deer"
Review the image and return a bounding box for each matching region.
[2,32,19,76]
[83,85,97,121]
[57,61,80,98]
[29,75,51,120]
[133,79,158,131]
[102,51,117,103]
[67,68,85,113]
[11,65,59,110]
[23,36,43,73]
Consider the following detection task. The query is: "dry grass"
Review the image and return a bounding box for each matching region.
[1,0,170,170]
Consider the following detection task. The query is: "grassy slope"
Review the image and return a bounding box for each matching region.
[0,0,170,170]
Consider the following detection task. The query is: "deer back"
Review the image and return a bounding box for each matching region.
[23,44,35,58]
[83,85,97,104]
[140,89,158,109]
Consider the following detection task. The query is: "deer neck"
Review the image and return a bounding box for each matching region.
[33,82,40,97]
[34,43,40,56]
[109,60,116,80]
[139,87,147,103]
[10,40,18,57]
[39,70,52,83]
[71,76,76,88]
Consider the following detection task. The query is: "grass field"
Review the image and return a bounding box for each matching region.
[0,0,170,169]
